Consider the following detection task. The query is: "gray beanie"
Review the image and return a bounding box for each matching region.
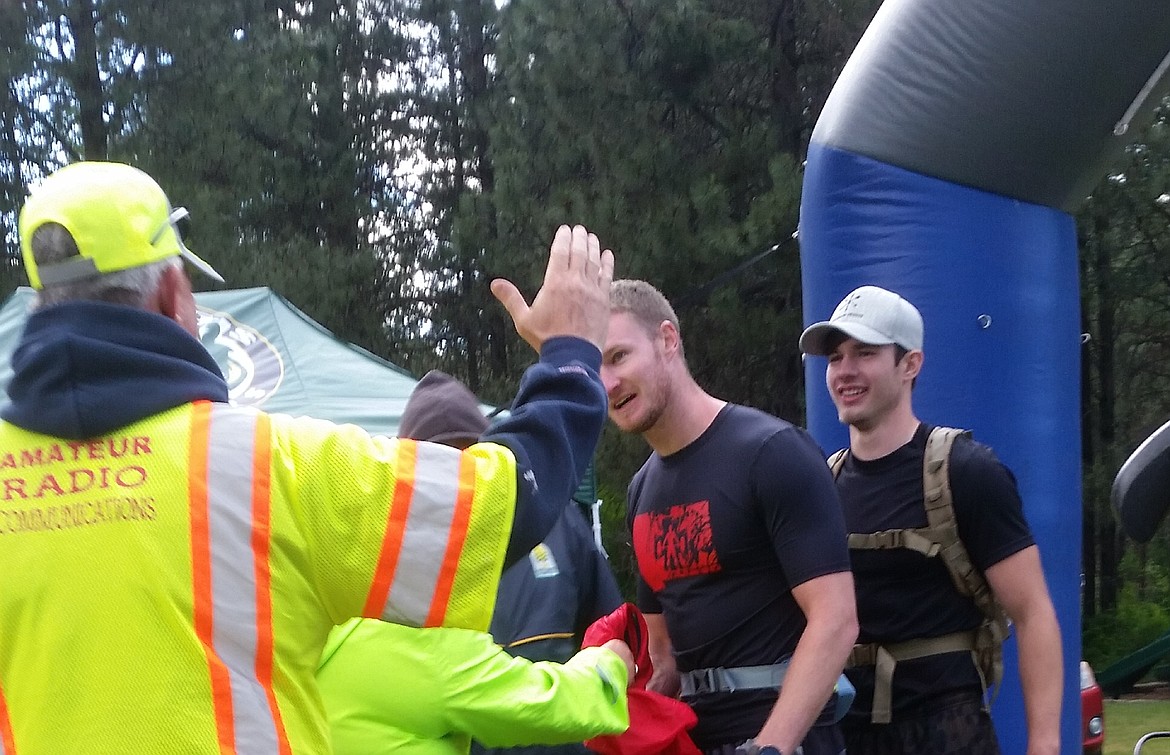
[398,370,489,449]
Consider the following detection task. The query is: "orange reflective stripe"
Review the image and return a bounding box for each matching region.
[0,682,15,754]
[363,440,417,617]
[362,440,484,627]
[425,452,478,625]
[205,406,283,753]
[189,401,237,754]
[248,415,291,755]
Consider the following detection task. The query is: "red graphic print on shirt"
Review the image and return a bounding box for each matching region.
[633,500,722,591]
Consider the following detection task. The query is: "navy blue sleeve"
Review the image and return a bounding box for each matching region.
[752,425,852,588]
[481,336,607,569]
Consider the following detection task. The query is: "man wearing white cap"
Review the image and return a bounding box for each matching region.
[0,161,616,754]
[799,286,1062,755]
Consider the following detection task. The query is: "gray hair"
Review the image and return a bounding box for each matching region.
[30,222,180,309]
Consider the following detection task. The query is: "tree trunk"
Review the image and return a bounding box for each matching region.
[67,0,107,159]
[768,0,805,158]
[1094,211,1119,613]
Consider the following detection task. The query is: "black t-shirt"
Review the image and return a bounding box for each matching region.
[627,404,851,749]
[835,423,1035,721]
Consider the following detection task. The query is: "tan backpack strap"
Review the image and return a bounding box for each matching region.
[872,646,897,725]
[922,427,976,596]
[922,426,1011,696]
[848,630,979,724]
[847,529,941,558]
[827,448,848,478]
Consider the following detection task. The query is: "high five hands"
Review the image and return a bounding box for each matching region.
[491,225,615,353]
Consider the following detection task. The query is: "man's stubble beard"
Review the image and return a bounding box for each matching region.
[632,365,675,437]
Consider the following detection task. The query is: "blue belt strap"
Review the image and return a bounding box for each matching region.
[679,662,855,725]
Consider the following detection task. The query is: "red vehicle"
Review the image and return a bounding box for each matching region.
[1081,661,1105,754]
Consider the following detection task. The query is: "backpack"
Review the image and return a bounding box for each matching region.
[828,426,1010,724]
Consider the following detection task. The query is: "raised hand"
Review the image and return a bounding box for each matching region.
[490,225,615,352]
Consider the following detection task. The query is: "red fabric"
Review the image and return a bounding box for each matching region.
[583,604,702,755]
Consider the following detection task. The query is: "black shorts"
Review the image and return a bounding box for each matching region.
[841,689,1000,755]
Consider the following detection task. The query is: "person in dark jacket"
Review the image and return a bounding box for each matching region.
[398,370,626,755]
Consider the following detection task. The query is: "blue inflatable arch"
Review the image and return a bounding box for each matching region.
[799,0,1170,749]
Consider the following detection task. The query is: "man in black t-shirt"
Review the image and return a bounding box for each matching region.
[602,280,858,755]
[799,286,1062,755]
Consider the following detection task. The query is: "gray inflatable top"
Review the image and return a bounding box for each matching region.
[812,0,1170,211]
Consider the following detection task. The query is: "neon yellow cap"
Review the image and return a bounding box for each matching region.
[19,161,224,289]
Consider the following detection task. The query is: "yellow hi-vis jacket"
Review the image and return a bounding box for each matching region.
[0,401,515,754]
[317,619,629,755]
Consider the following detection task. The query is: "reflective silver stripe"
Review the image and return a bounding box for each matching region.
[205,406,280,753]
[35,255,101,286]
[381,442,465,625]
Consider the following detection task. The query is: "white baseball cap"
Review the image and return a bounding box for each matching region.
[799,286,924,356]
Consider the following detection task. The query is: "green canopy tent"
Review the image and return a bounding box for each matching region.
[0,286,600,506]
[0,286,422,436]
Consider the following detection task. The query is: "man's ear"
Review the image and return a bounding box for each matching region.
[155,264,181,318]
[659,320,681,358]
[155,264,192,331]
[902,349,924,380]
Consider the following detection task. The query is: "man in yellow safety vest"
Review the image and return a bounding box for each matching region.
[0,160,615,754]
